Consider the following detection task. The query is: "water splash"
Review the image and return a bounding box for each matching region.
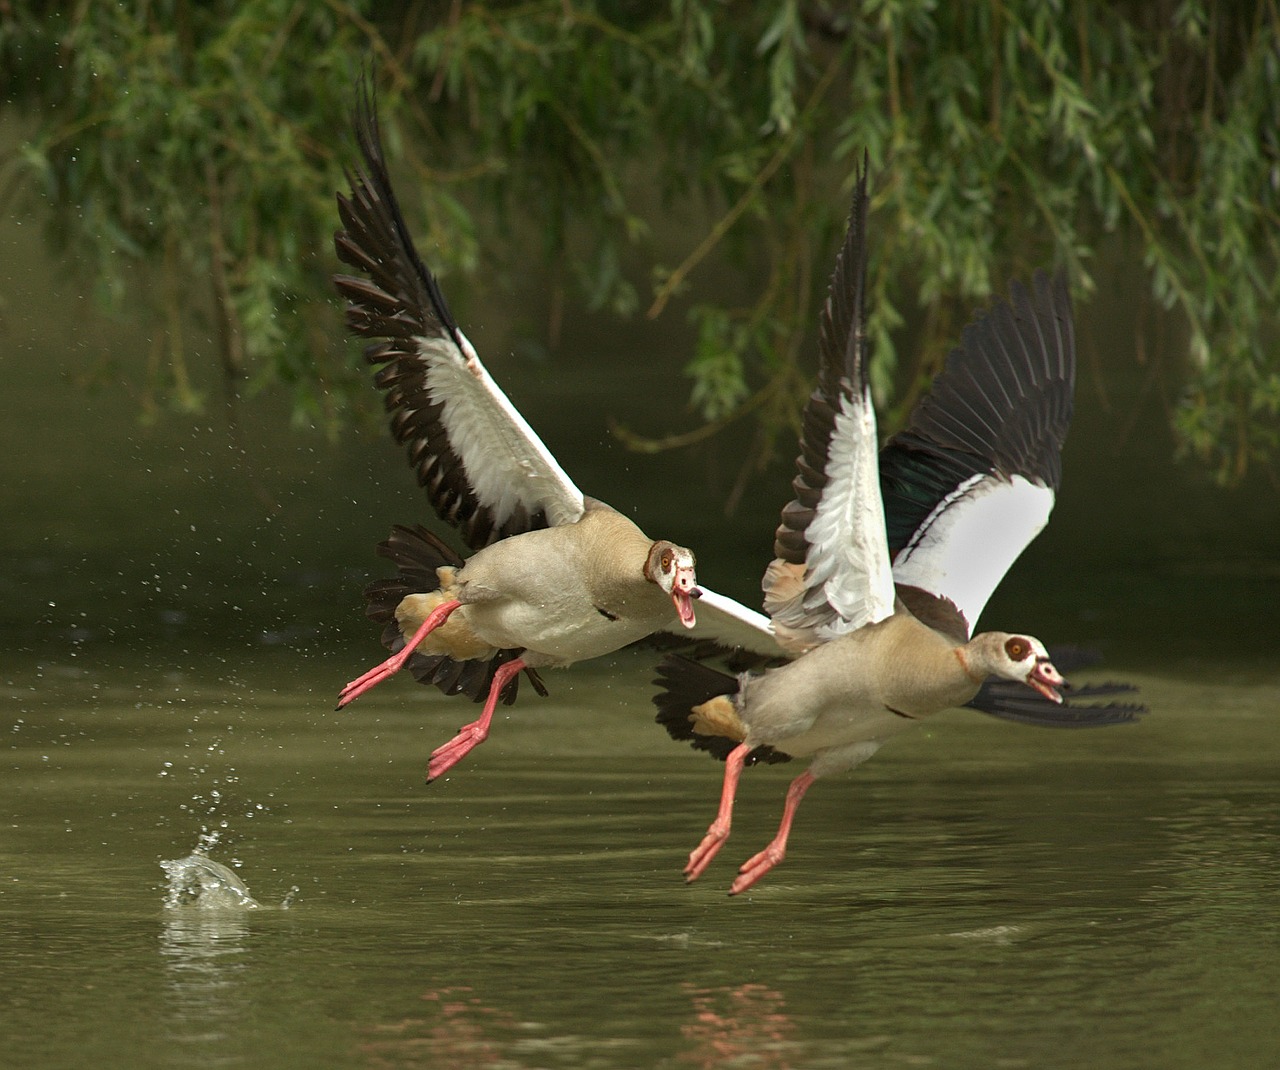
[194,823,227,857]
[160,854,261,911]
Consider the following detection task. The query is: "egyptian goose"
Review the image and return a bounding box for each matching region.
[332,86,782,782]
[654,162,1144,894]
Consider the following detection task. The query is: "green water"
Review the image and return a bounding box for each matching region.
[5,652,1279,1069]
[4,148,1280,1068]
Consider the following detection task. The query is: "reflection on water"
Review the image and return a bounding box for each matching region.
[355,982,808,1070]
[157,855,289,1061]
[159,909,253,1057]
[358,987,521,1070]
[678,984,801,1069]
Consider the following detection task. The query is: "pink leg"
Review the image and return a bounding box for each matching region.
[336,599,462,709]
[684,743,751,884]
[426,657,526,783]
[729,770,816,896]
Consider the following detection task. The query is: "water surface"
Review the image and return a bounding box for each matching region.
[5,645,1280,1069]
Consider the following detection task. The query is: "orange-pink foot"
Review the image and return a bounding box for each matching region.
[336,599,462,710]
[683,742,751,883]
[684,823,730,883]
[424,657,525,783]
[729,843,786,896]
[336,648,415,709]
[726,770,815,895]
[425,722,489,782]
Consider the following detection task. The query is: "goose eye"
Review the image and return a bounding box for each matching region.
[660,550,673,572]
[1004,637,1030,661]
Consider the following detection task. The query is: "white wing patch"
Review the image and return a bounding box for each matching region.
[685,587,787,658]
[892,473,1054,635]
[802,386,896,639]
[418,332,585,530]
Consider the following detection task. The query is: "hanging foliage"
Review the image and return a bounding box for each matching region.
[2,1,1276,481]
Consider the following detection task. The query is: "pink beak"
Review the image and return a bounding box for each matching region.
[671,567,699,629]
[1027,657,1066,704]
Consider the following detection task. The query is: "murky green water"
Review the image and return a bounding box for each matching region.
[5,650,1280,1069]
[5,129,1280,1067]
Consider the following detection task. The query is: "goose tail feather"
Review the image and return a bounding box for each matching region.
[364,524,545,704]
[652,655,788,765]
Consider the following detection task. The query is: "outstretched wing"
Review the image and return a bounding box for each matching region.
[880,270,1075,636]
[334,82,584,551]
[763,160,896,654]
[682,587,788,659]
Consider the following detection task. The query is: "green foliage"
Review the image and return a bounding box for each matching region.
[2,0,373,428]
[2,1,1277,482]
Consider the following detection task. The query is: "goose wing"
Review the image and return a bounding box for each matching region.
[968,677,1146,727]
[763,160,896,653]
[683,587,787,659]
[880,270,1075,636]
[334,85,584,551]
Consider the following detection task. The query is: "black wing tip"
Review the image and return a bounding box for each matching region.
[1031,264,1071,313]
[880,253,1078,520]
[642,632,783,672]
[337,77,526,551]
[966,676,1148,729]
[819,157,871,399]
[1008,264,1070,317]
[652,655,735,743]
[407,647,532,705]
[369,522,464,590]
[353,67,380,167]
[775,156,874,564]
[334,70,466,354]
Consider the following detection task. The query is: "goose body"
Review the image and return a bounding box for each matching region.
[333,84,781,782]
[402,501,696,669]
[730,615,1011,758]
[655,160,1144,894]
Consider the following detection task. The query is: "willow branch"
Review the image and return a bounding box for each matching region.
[646,51,843,319]
[609,368,787,454]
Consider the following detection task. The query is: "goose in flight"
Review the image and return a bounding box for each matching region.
[654,161,1144,894]
[333,86,783,782]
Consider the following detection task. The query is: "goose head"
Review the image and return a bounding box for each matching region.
[968,632,1065,703]
[646,541,700,629]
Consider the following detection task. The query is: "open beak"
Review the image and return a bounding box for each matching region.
[1027,657,1066,704]
[671,567,699,629]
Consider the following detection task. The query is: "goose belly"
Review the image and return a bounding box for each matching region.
[736,631,926,758]
[747,692,918,760]
[463,595,655,667]
[455,520,669,666]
